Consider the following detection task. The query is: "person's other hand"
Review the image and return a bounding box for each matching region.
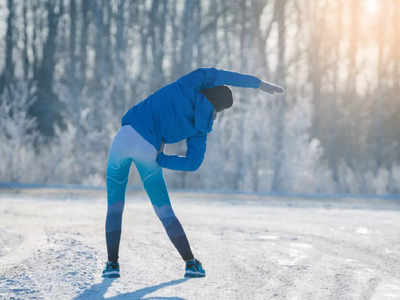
[259,81,285,94]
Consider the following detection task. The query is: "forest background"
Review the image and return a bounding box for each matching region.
[1,0,399,195]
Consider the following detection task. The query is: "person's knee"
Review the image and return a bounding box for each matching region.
[107,159,132,183]
[107,201,124,214]
[141,166,162,184]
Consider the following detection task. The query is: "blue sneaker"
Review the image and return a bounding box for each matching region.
[184,259,206,278]
[102,261,120,278]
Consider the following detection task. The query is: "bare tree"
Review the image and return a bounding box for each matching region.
[0,0,15,95]
[29,0,64,138]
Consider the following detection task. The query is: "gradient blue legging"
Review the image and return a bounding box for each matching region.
[105,125,194,262]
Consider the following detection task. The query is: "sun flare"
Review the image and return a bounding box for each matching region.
[366,0,378,14]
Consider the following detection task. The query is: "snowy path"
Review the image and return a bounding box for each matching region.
[1,189,400,299]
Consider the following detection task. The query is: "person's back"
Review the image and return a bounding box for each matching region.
[122,68,262,152]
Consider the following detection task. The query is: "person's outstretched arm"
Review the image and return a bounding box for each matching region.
[213,69,261,88]
[177,67,284,94]
[156,134,207,171]
[177,68,259,91]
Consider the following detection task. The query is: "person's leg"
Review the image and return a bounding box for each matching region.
[105,129,133,263]
[134,160,194,261]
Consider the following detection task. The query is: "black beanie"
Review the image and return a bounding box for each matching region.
[200,85,233,112]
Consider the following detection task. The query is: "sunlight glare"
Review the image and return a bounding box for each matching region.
[366,0,378,14]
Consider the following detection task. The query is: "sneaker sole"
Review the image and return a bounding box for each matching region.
[102,271,120,278]
[184,271,206,278]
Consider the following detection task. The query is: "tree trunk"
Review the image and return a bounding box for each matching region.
[80,0,90,87]
[29,0,64,138]
[347,0,360,95]
[0,0,15,95]
[393,0,400,91]
[69,0,77,81]
[23,1,29,80]
[149,0,167,91]
[271,0,287,192]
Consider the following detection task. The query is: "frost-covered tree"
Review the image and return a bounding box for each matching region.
[0,83,38,182]
[1,0,400,195]
[279,97,334,194]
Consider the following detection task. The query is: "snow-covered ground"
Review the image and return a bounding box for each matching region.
[1,188,400,300]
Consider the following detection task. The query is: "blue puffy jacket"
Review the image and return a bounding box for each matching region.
[121,68,261,171]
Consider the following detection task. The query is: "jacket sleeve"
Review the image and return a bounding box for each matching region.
[156,134,207,171]
[177,68,261,92]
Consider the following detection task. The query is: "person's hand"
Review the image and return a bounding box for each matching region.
[259,81,285,94]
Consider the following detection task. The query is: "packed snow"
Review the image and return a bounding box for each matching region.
[1,187,400,299]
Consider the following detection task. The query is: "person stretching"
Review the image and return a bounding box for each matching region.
[102,67,284,278]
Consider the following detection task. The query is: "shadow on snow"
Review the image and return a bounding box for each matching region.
[73,278,189,300]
